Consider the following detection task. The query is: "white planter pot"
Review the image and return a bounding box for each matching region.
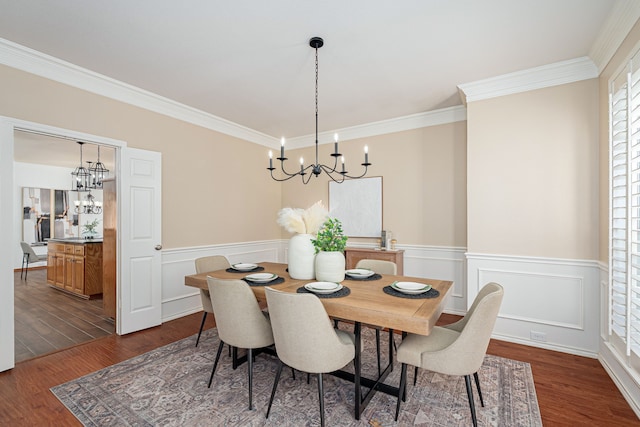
[315,251,346,282]
[288,233,316,280]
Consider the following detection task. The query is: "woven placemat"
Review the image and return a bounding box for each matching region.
[296,286,351,298]
[344,273,382,281]
[242,277,285,287]
[226,266,265,273]
[383,286,440,299]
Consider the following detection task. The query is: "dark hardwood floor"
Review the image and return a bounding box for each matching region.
[14,268,114,362]
[0,310,638,425]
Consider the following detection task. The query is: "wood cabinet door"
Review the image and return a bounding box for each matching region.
[64,255,74,291]
[54,254,65,288]
[47,253,56,283]
[71,255,85,294]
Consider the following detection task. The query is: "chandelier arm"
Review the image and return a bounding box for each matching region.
[318,164,347,183]
[340,165,370,180]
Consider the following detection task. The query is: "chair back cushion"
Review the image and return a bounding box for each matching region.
[196,256,231,313]
[206,277,273,349]
[355,259,397,275]
[20,241,38,259]
[398,282,503,376]
[265,287,355,374]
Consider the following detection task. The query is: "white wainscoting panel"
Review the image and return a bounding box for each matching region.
[160,240,285,321]
[467,253,600,357]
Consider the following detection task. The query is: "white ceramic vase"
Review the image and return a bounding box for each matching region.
[315,250,346,282]
[288,233,316,279]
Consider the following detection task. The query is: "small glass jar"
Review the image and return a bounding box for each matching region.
[390,239,397,250]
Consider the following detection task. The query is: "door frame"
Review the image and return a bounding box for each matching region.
[0,116,126,372]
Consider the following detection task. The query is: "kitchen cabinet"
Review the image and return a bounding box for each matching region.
[47,239,103,299]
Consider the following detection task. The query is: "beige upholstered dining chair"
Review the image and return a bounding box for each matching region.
[20,241,47,280]
[355,259,397,275]
[264,287,355,427]
[194,255,231,346]
[354,258,398,374]
[206,277,274,410]
[394,282,504,427]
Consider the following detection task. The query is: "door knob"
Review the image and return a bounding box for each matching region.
[155,245,162,251]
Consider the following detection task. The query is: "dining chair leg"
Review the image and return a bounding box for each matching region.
[464,374,478,427]
[317,373,325,427]
[195,312,207,347]
[473,371,485,407]
[395,363,407,421]
[266,361,284,419]
[307,373,310,384]
[413,366,419,386]
[21,253,28,280]
[208,340,225,388]
[247,348,254,410]
[375,329,381,376]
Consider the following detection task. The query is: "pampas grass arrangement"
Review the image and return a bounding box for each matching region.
[277,201,328,234]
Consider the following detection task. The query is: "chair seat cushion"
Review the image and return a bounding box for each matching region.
[397,326,460,367]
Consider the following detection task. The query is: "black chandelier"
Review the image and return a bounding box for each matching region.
[74,191,103,214]
[71,142,109,191]
[268,37,371,184]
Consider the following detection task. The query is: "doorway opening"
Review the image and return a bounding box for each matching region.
[13,130,117,362]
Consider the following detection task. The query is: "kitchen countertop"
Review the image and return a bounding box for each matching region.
[48,237,103,244]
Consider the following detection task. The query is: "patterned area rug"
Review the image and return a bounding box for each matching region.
[51,328,542,426]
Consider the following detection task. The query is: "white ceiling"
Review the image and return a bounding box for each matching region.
[0,0,620,144]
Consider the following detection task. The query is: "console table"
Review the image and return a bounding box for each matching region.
[344,247,404,275]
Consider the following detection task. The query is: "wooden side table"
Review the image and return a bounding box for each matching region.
[344,247,404,275]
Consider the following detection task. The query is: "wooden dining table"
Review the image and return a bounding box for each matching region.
[184,261,452,419]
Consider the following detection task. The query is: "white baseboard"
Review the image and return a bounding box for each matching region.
[600,341,640,419]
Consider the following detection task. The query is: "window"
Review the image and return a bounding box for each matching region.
[609,49,640,358]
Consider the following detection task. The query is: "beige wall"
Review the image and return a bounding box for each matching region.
[280,122,467,247]
[467,79,599,260]
[0,65,282,249]
[599,20,640,263]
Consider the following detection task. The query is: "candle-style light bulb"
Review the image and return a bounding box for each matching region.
[268,150,273,168]
[280,137,285,158]
[300,157,304,173]
[341,156,346,173]
[364,145,369,164]
[334,133,339,155]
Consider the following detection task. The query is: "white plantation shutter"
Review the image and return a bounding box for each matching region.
[609,50,640,357]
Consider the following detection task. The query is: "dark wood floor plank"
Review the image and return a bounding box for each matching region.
[13,269,115,362]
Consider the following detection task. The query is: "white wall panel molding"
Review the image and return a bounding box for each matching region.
[458,56,598,104]
[467,252,600,356]
[160,240,286,321]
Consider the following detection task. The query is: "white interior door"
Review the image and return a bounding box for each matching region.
[118,147,162,335]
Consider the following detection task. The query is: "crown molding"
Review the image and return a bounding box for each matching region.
[285,106,467,149]
[457,56,598,104]
[0,38,278,147]
[589,0,640,74]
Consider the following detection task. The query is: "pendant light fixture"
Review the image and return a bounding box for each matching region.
[71,142,91,192]
[88,145,109,189]
[268,37,371,184]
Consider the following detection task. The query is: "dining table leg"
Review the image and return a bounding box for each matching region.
[354,321,362,420]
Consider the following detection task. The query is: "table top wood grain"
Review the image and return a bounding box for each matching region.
[184,262,452,336]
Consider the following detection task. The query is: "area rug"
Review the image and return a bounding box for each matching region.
[51,328,542,426]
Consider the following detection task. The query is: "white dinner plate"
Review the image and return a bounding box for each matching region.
[245,273,277,283]
[391,281,431,295]
[345,268,375,278]
[232,263,259,271]
[304,282,343,294]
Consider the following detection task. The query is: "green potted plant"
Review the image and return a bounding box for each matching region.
[311,217,348,282]
[82,219,100,239]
